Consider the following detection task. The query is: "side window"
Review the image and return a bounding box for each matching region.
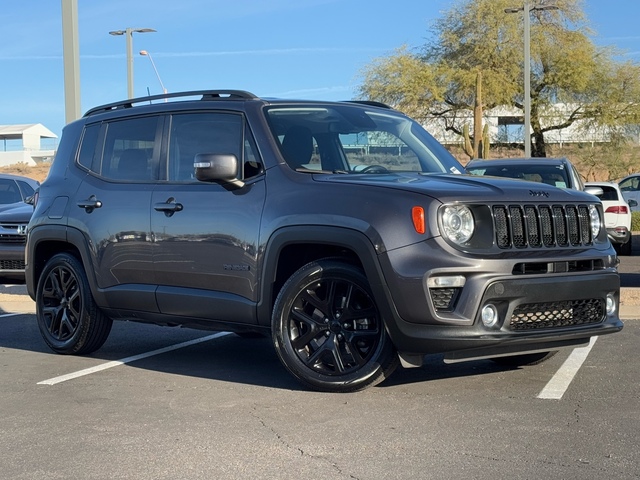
[101,116,160,181]
[77,123,100,171]
[168,113,260,182]
[243,131,263,179]
[16,180,36,199]
[620,177,638,192]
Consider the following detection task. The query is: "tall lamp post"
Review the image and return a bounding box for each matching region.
[139,50,168,96]
[505,1,558,157]
[108,28,156,99]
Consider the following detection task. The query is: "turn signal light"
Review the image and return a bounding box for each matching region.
[412,206,426,234]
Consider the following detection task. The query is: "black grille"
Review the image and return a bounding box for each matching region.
[0,260,25,270]
[0,234,26,245]
[493,204,592,249]
[510,298,604,330]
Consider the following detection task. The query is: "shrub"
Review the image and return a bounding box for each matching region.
[632,212,640,232]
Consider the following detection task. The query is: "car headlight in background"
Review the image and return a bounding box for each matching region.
[441,205,474,245]
[589,204,601,239]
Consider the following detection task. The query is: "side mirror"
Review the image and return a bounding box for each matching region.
[194,153,244,188]
[628,199,638,207]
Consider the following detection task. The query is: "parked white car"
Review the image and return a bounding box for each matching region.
[586,181,634,255]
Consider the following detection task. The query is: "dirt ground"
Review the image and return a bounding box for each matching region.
[2,164,50,183]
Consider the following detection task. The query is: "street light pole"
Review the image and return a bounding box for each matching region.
[505,1,558,157]
[139,50,167,96]
[523,0,532,157]
[109,27,156,99]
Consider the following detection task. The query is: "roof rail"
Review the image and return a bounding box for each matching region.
[344,100,393,109]
[84,89,259,117]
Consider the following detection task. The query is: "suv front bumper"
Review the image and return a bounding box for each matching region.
[375,239,622,361]
[381,271,621,360]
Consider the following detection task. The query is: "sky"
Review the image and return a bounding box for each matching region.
[1,0,639,143]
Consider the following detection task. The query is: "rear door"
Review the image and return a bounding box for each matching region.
[70,116,161,309]
[150,111,265,323]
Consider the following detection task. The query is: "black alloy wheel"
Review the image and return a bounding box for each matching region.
[272,259,398,392]
[36,253,112,355]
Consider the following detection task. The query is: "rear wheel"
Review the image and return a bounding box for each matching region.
[272,259,398,392]
[36,253,113,355]
[490,351,557,367]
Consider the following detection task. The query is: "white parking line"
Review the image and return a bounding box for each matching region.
[38,331,231,385]
[537,336,597,400]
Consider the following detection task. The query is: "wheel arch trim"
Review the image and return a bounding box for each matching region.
[257,225,393,326]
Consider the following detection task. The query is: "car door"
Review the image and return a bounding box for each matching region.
[619,176,640,212]
[70,116,161,309]
[151,112,265,323]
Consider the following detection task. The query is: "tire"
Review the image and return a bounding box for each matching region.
[36,253,113,355]
[272,259,398,392]
[619,237,632,256]
[490,351,557,367]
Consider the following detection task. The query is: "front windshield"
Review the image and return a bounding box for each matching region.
[265,104,464,175]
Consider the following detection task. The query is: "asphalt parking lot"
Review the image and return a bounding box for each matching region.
[1,282,639,479]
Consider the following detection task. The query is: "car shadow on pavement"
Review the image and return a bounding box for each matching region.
[0,313,526,392]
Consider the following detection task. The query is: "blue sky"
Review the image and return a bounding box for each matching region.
[1,0,639,142]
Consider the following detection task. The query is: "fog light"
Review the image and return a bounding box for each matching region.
[481,304,499,328]
[606,294,616,315]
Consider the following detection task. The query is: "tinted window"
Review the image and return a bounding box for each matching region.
[0,179,22,204]
[168,113,244,181]
[16,180,36,199]
[593,185,619,201]
[77,123,100,171]
[101,116,161,181]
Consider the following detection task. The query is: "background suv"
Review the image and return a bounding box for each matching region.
[0,173,39,283]
[586,181,634,255]
[25,90,622,392]
[465,157,602,195]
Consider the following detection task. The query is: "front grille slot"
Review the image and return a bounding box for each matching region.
[493,204,592,249]
[430,287,461,312]
[510,298,604,330]
[0,234,26,245]
[0,260,25,270]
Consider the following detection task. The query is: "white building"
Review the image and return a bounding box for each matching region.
[0,124,57,167]
[423,104,618,147]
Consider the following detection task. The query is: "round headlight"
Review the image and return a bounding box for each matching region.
[589,205,601,239]
[442,205,474,245]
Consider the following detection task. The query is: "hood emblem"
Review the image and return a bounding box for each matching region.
[529,190,550,198]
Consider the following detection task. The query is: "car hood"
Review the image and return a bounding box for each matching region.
[0,202,34,222]
[313,173,597,204]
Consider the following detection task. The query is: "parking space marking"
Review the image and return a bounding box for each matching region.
[38,331,231,385]
[537,336,597,400]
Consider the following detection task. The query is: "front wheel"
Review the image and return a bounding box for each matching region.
[272,259,398,392]
[36,253,113,355]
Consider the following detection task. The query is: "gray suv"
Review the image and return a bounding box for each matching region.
[26,90,622,392]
